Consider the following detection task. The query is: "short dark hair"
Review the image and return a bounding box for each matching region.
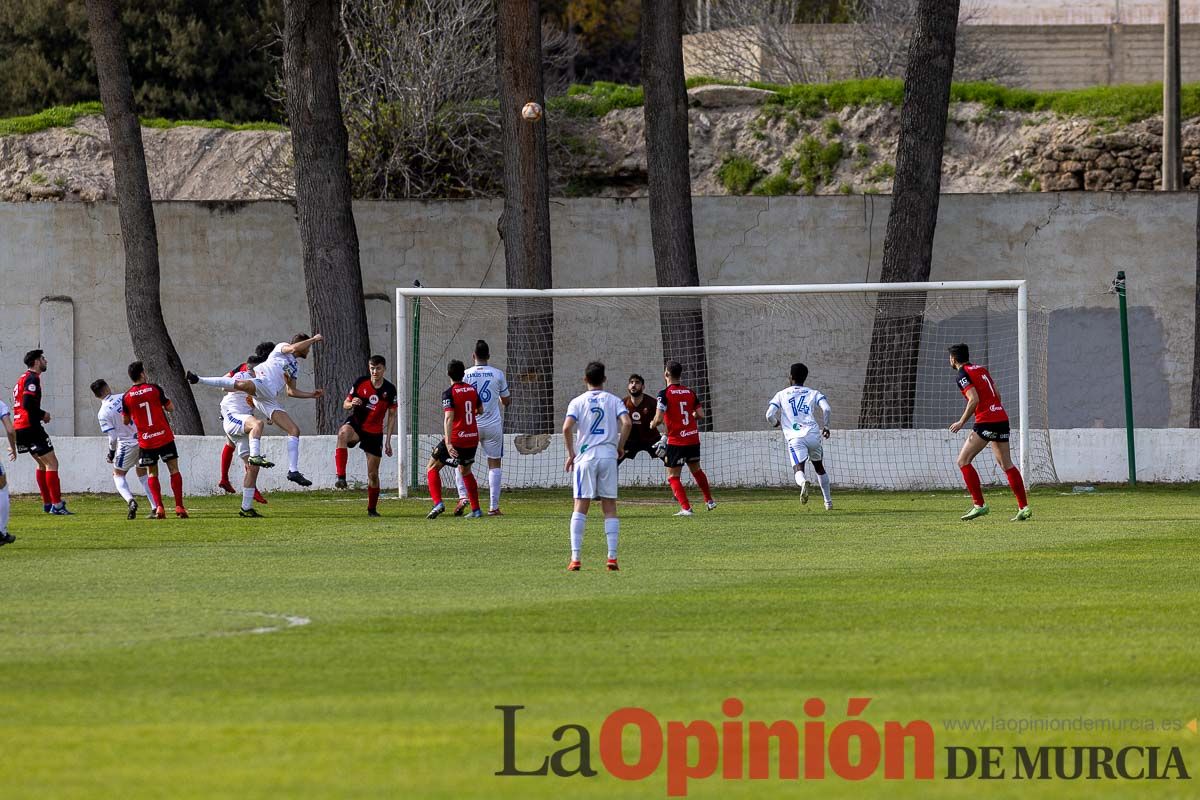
[628,373,644,384]
[247,354,265,367]
[448,359,466,382]
[665,360,683,380]
[369,354,386,367]
[127,361,145,382]
[23,349,43,367]
[89,379,109,398]
[948,343,970,363]
[790,362,808,385]
[474,339,490,360]
[585,361,606,386]
[291,332,311,344]
[255,341,275,359]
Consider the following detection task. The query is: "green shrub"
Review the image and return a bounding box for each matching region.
[823,117,842,136]
[794,135,844,193]
[752,172,800,196]
[869,162,895,181]
[717,153,763,195]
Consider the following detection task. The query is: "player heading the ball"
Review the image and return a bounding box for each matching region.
[948,343,1032,522]
[563,361,631,572]
[766,362,833,510]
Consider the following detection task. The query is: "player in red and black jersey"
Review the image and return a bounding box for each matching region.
[948,343,1031,522]
[122,361,188,519]
[650,360,715,515]
[334,355,398,516]
[12,348,70,514]
[425,360,482,519]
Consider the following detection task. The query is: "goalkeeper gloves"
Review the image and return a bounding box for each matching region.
[652,435,668,460]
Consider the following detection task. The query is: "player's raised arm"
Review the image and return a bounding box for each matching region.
[281,333,323,355]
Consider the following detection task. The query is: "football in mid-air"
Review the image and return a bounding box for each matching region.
[521,102,543,122]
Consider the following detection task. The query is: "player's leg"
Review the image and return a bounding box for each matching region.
[425,444,450,518]
[38,448,69,514]
[480,424,504,514]
[787,440,812,502]
[144,458,166,518]
[134,464,154,516]
[685,455,715,510]
[568,461,594,570]
[665,454,692,515]
[990,440,1031,520]
[458,451,481,516]
[334,423,355,489]
[243,416,271,467]
[599,459,620,570]
[956,433,990,520]
[487,457,503,514]
[811,459,833,511]
[218,438,236,493]
[0,467,13,545]
[366,452,382,516]
[187,372,255,394]
[453,465,470,516]
[164,446,187,518]
[270,409,310,486]
[239,441,263,517]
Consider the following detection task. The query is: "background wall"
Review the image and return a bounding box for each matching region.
[0,194,1191,440]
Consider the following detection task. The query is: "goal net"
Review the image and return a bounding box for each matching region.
[395,282,1056,497]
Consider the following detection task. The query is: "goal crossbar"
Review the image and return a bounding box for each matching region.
[395,281,1032,498]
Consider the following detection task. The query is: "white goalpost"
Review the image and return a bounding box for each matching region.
[395,281,1054,498]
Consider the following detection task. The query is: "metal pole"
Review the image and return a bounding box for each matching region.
[409,296,422,492]
[395,289,407,498]
[1016,283,1029,482]
[1116,271,1137,485]
[1164,0,1181,190]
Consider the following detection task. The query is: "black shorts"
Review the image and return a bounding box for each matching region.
[972,421,1011,442]
[15,425,53,456]
[619,440,659,462]
[345,421,384,458]
[138,440,180,466]
[432,440,476,468]
[664,443,701,467]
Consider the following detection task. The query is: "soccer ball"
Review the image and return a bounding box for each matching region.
[521,102,543,122]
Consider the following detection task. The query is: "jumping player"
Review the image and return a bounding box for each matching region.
[218,358,274,518]
[0,399,15,546]
[948,343,1032,521]
[425,360,482,519]
[618,373,659,465]
[651,360,715,515]
[122,361,187,519]
[766,362,833,510]
[188,333,324,486]
[12,349,69,514]
[91,378,153,519]
[334,355,397,517]
[217,342,273,501]
[455,340,510,515]
[563,361,631,571]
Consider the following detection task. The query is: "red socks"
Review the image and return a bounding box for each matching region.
[1005,467,1028,508]
[427,469,443,505]
[220,443,234,483]
[170,471,184,508]
[668,476,691,511]
[335,447,348,479]
[47,470,62,505]
[960,465,984,506]
[693,469,713,503]
[463,472,480,512]
[35,468,50,504]
[368,486,380,511]
[147,476,164,510]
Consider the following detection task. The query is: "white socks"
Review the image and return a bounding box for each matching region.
[818,473,832,504]
[199,376,236,390]
[605,517,619,559]
[489,468,502,511]
[287,436,300,472]
[242,487,255,511]
[0,484,8,533]
[455,470,467,500]
[113,472,134,502]
[249,435,261,457]
[795,470,806,488]
[138,473,152,502]
[569,512,586,561]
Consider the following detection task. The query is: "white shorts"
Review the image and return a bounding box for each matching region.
[477,423,504,460]
[222,413,255,460]
[787,436,823,466]
[113,440,141,471]
[251,381,285,421]
[573,457,618,500]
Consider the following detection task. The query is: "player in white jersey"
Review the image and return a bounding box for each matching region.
[0,399,15,545]
[218,355,275,517]
[765,362,834,510]
[562,361,631,572]
[455,339,511,515]
[90,378,153,520]
[188,333,324,486]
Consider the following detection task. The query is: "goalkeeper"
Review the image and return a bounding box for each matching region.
[618,374,660,465]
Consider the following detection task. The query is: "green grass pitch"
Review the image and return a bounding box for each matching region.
[0,486,1196,798]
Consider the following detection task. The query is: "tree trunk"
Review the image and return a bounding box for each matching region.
[496,0,554,437]
[282,0,371,433]
[858,0,959,429]
[642,0,712,429]
[1190,193,1200,425]
[85,0,203,434]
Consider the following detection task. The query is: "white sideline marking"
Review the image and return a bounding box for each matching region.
[220,612,311,637]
